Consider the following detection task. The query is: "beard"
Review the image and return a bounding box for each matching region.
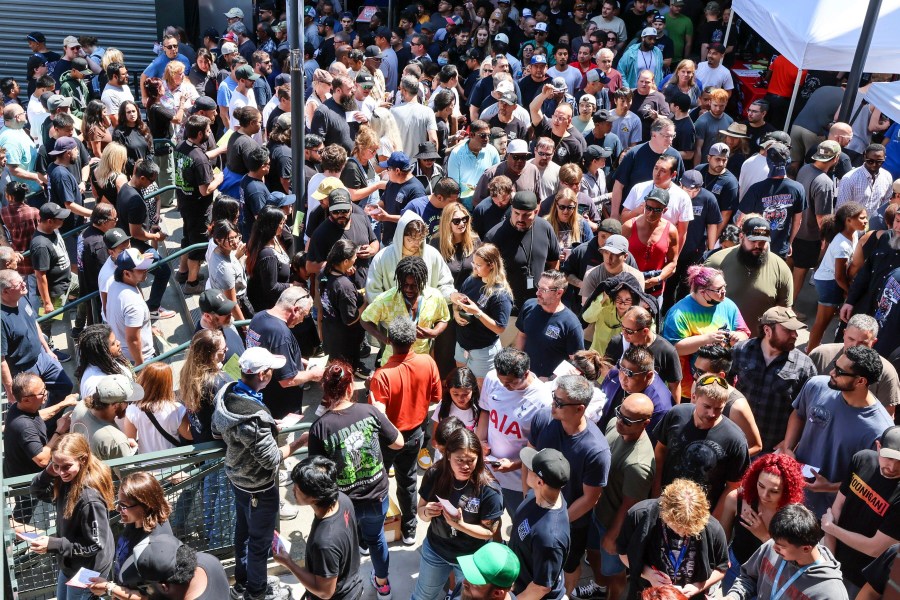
[737,245,768,268]
[889,232,900,250]
[338,92,356,112]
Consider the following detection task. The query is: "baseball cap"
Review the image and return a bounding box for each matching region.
[499,91,517,105]
[47,94,73,112]
[550,77,568,93]
[879,426,900,461]
[364,45,384,60]
[319,16,336,28]
[379,151,413,171]
[202,28,221,41]
[530,54,547,65]
[221,41,238,56]
[191,96,217,113]
[651,12,665,23]
[507,139,530,155]
[707,42,726,54]
[641,27,658,37]
[762,130,791,147]
[601,234,628,255]
[457,543,520,588]
[741,216,771,241]
[592,109,612,123]
[766,142,791,174]
[239,347,287,374]
[103,228,131,249]
[374,26,391,39]
[511,191,539,211]
[304,6,317,18]
[598,218,622,235]
[199,289,236,315]
[224,7,244,18]
[39,203,71,221]
[62,35,80,48]
[494,33,509,44]
[135,534,183,582]
[585,69,611,84]
[681,170,703,189]
[328,189,353,211]
[646,186,670,207]
[267,191,296,208]
[235,65,259,81]
[71,57,92,76]
[25,32,45,43]
[95,375,144,404]
[116,247,158,271]
[759,306,807,330]
[48,136,78,156]
[812,140,841,162]
[356,72,375,85]
[312,177,346,200]
[535,22,549,32]
[522,8,533,17]
[580,94,597,106]
[520,447,570,489]
[465,48,484,61]
[585,144,612,160]
[708,142,731,158]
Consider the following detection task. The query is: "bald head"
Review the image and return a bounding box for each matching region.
[829,122,852,147]
[622,393,654,419]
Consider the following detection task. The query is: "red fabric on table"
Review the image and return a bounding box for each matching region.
[731,61,768,119]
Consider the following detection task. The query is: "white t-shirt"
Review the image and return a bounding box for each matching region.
[79,363,133,399]
[125,402,187,453]
[99,257,116,321]
[814,232,857,282]
[695,62,734,91]
[26,95,49,142]
[479,371,552,490]
[106,280,153,363]
[228,89,261,142]
[101,85,135,119]
[623,180,694,223]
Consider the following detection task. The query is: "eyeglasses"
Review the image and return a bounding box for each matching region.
[696,374,728,389]
[115,500,139,510]
[614,297,633,306]
[163,44,179,50]
[224,234,242,243]
[702,285,726,295]
[865,158,885,165]
[557,204,577,212]
[21,388,49,399]
[618,363,649,377]
[451,216,470,226]
[615,404,646,426]
[833,365,857,378]
[552,392,587,409]
[536,286,561,294]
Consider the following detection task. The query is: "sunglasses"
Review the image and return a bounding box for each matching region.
[618,363,649,378]
[537,151,553,158]
[615,404,646,426]
[163,44,178,50]
[115,500,139,510]
[833,365,857,378]
[696,374,728,389]
[865,158,885,165]
[475,132,490,139]
[331,209,351,216]
[622,325,641,335]
[557,204,577,212]
[645,205,665,214]
[552,392,587,409]
[509,154,529,161]
[451,216,470,226]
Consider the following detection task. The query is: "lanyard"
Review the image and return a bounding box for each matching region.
[667,542,689,574]
[518,226,536,277]
[771,559,818,600]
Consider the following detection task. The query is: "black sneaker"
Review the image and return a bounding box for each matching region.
[174,270,189,284]
[229,583,246,600]
[354,365,372,379]
[359,342,372,358]
[53,349,72,363]
[571,581,607,600]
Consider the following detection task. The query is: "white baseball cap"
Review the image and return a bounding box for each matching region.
[239,347,287,374]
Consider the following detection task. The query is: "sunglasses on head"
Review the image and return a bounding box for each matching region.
[696,374,728,389]
[618,363,649,378]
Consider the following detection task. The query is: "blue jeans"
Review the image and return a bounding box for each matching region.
[501,486,524,520]
[146,261,172,312]
[232,483,280,599]
[56,571,96,600]
[411,537,464,600]
[356,496,390,579]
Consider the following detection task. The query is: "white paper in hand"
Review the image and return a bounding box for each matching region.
[279,413,302,427]
[66,568,101,588]
[435,495,459,518]
[345,111,359,123]
[273,530,291,554]
[15,531,40,542]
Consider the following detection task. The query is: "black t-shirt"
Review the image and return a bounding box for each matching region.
[30,230,71,298]
[672,116,697,161]
[456,276,513,350]
[534,116,586,166]
[265,106,285,134]
[307,207,376,290]
[737,177,806,257]
[746,122,776,154]
[488,114,530,142]
[697,164,740,219]
[472,197,510,239]
[174,141,215,215]
[653,403,750,509]
[28,50,61,95]
[836,449,900,586]
[308,404,399,503]
[187,372,233,444]
[381,177,427,242]
[117,184,150,249]
[266,142,292,192]
[147,103,175,141]
[486,217,561,311]
[3,404,46,478]
[305,493,362,600]
[79,225,108,294]
[246,311,303,418]
[419,467,504,562]
[862,543,900,595]
[310,98,356,152]
[605,334,684,385]
[696,20,726,48]
[340,157,372,192]
[321,272,362,327]
[615,142,685,198]
[225,132,260,174]
[682,187,723,257]
[112,127,152,177]
[509,491,570,599]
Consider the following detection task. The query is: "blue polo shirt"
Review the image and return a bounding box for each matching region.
[142,53,191,78]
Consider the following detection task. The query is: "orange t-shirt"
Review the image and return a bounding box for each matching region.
[369,352,441,432]
[768,55,808,98]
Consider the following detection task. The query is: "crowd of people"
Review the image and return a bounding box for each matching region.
[2,1,900,600]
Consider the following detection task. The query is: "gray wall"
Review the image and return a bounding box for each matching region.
[199,0,255,39]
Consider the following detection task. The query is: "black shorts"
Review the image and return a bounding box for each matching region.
[563,524,590,573]
[792,237,822,269]
[181,209,209,256]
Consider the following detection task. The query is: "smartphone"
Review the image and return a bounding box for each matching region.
[489,461,502,467]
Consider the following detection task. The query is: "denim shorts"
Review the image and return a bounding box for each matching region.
[586,516,626,576]
[454,339,502,378]
[814,277,845,307]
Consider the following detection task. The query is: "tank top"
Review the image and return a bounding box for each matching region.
[730,497,765,564]
[629,219,672,296]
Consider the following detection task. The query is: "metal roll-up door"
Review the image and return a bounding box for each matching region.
[0,0,158,83]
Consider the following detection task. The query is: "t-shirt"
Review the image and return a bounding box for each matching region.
[615,142,685,198]
[174,140,215,216]
[307,208,376,289]
[1,298,43,373]
[533,116,586,166]
[225,132,259,174]
[694,111,734,160]
[0,128,41,196]
[529,408,611,528]
[100,85,133,119]
[605,334,683,386]
[228,89,257,131]
[125,402,186,453]
[3,403,46,477]
[207,248,247,299]
[307,404,400,503]
[697,164,740,218]
[622,180,694,225]
[381,177,427,242]
[419,467,504,562]
[305,493,362,600]
[795,163,835,242]
[47,161,82,233]
[671,116,697,159]
[321,272,363,328]
[245,311,303,418]
[311,99,355,151]
[814,232,855,282]
[509,491,570,600]
[738,177,807,257]
[106,281,153,363]
[835,449,900,587]
[480,372,552,490]
[683,187,723,257]
[239,176,271,231]
[485,217,561,310]
[862,544,900,596]
[266,142,292,192]
[456,277,513,351]
[194,553,231,600]
[611,110,644,148]
[116,184,150,248]
[594,422,655,527]
[29,230,71,298]
[695,62,734,91]
[70,402,135,460]
[516,299,585,378]
[391,101,438,157]
[653,403,750,509]
[472,197,510,239]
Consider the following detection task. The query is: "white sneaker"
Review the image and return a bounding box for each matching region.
[280,500,298,520]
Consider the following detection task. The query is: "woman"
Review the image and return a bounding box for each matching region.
[29,433,115,600]
[619,478,728,599]
[661,265,751,399]
[305,69,332,128]
[660,60,702,108]
[246,206,291,312]
[75,324,132,400]
[432,367,481,442]
[112,100,153,177]
[320,240,367,375]
[472,25,492,56]
[622,191,679,297]
[124,363,191,453]
[583,273,650,355]
[718,453,805,591]
[343,125,386,204]
[307,360,404,599]
[369,107,404,171]
[86,472,173,599]
[206,196,244,264]
[208,220,251,321]
[450,243,512,385]
[89,142,128,207]
[414,428,503,600]
[144,77,183,208]
[82,100,112,157]
[161,60,198,136]
[188,47,219,101]
[548,188,593,263]
[265,112,292,194]
[719,124,750,177]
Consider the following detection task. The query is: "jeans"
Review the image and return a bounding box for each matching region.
[56,571,96,600]
[380,426,423,537]
[411,537,463,600]
[356,496,390,579]
[232,483,280,599]
[145,260,172,312]
[501,486,524,521]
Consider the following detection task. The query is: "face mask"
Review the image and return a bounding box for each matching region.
[438,57,449,66]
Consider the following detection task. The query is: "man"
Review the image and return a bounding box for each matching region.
[617,29,664,89]
[514,270,584,380]
[620,154,693,247]
[738,142,806,260]
[744,100,776,154]
[837,143,893,214]
[107,248,159,365]
[518,54,551,107]
[665,0,693,62]
[486,191,561,311]
[611,118,684,219]
[451,543,519,600]
[782,345,894,517]
[78,203,118,322]
[598,344,674,435]
[229,22,257,63]
[391,75,438,156]
[631,70,672,142]
[212,346,310,600]
[739,131,790,201]
[530,83,586,167]
[572,231,644,309]
[653,371,749,518]
[237,147,272,239]
[697,142,740,229]
[373,27,398,92]
[0,103,43,203]
[667,92,696,165]
[485,92,530,145]
[473,139,542,206]
[606,306,682,398]
[591,0,627,51]
[58,57,91,118]
[509,448,571,600]
[704,217,794,333]
[821,425,900,597]
[310,74,356,152]
[695,43,733,96]
[583,111,622,176]
[228,64,259,135]
[725,504,849,600]
[315,17,337,68]
[369,317,442,545]
[582,70,613,112]
[447,119,500,206]
[793,140,840,294]
[694,88,733,161]
[97,228,130,318]
[246,287,324,419]
[530,137,562,202]
[215,52,241,128]
[196,289,245,365]
[70,374,139,460]
[547,47,582,95]
[24,31,60,97]
[26,76,54,140]
[402,177,461,238]
[250,51,273,109]
[528,375,610,594]
[809,314,900,415]
[29,201,72,352]
[307,188,379,288]
[303,6,322,49]
[371,152,427,242]
[571,46,599,90]
[141,34,190,106]
[127,533,230,600]
[100,62,132,126]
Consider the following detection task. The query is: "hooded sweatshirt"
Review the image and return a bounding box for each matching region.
[211,381,283,492]
[726,540,849,600]
[365,211,456,301]
[59,70,90,118]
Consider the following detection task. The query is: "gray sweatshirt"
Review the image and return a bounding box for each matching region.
[726,540,848,600]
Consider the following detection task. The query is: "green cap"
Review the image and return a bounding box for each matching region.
[457,542,520,588]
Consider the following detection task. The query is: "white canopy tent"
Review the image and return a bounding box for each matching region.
[865,81,900,126]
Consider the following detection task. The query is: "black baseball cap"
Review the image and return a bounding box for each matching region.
[511,191,538,211]
[103,228,131,249]
[25,32,46,43]
[520,448,570,489]
[199,289,236,315]
[39,203,71,220]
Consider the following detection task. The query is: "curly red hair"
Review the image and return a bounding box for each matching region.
[739,453,805,507]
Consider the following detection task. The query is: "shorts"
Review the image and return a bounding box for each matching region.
[814,277,845,307]
[586,518,626,576]
[791,237,822,269]
[454,339,502,379]
[563,525,590,573]
[181,209,210,260]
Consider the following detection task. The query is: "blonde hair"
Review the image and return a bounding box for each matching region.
[666,60,698,91]
[51,433,115,518]
[163,60,186,87]
[659,479,710,538]
[369,107,402,156]
[101,48,125,71]
[179,329,225,414]
[93,142,127,186]
[473,243,513,299]
[438,203,477,260]
[548,187,583,245]
[352,125,379,158]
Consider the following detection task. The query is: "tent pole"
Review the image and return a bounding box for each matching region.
[839,0,883,122]
[784,69,803,130]
[723,11,735,50]
[288,0,305,206]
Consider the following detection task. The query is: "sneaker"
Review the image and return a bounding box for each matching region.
[279,471,290,486]
[174,270,189,284]
[417,448,433,470]
[182,281,205,295]
[149,307,177,320]
[571,581,607,600]
[53,349,72,363]
[354,364,372,380]
[401,530,415,545]
[229,583,246,600]
[370,570,392,600]
[359,544,370,556]
[359,342,372,358]
[280,500,298,520]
